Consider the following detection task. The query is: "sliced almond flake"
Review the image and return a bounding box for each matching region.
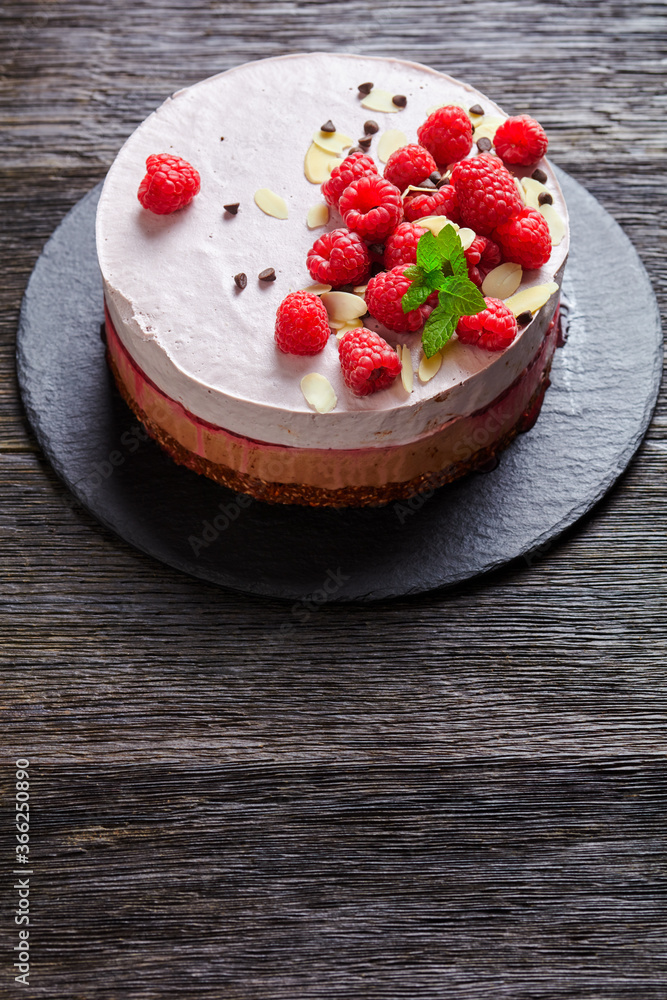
[377,129,408,163]
[307,203,330,229]
[254,187,288,219]
[401,183,440,198]
[321,291,368,322]
[329,317,363,331]
[504,282,559,317]
[521,176,548,210]
[515,176,526,204]
[473,115,505,135]
[304,142,341,184]
[457,227,476,251]
[312,129,353,156]
[415,215,459,236]
[301,282,332,295]
[352,283,368,296]
[361,88,401,113]
[539,203,566,245]
[418,350,442,383]
[400,344,413,393]
[482,262,523,300]
[472,124,498,144]
[301,373,337,414]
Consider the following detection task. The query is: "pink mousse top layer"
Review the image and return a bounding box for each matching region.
[96,52,568,450]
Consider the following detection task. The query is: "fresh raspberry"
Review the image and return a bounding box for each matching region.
[383,144,437,190]
[137,153,200,214]
[403,185,460,224]
[456,297,518,351]
[321,151,377,210]
[494,115,548,167]
[464,235,502,285]
[365,265,430,333]
[493,207,552,269]
[338,328,402,396]
[450,153,523,236]
[339,175,403,243]
[383,222,427,269]
[274,291,330,356]
[306,229,370,288]
[417,106,473,168]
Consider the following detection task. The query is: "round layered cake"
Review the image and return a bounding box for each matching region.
[96,52,569,506]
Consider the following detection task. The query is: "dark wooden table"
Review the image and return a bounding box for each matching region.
[2,2,666,997]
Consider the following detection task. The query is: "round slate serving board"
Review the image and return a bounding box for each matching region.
[16,171,662,602]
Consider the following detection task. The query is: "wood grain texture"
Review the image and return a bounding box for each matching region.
[1,1,667,997]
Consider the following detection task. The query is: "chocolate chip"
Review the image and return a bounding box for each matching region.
[223,202,239,215]
[419,178,437,189]
[392,94,407,108]
[429,171,442,184]
[436,177,450,188]
[258,267,276,282]
[358,82,373,96]
[347,146,364,155]
[532,167,548,183]
[538,191,553,206]
[516,310,533,327]
[337,283,355,294]
[364,120,379,134]
[320,120,336,133]
[358,136,372,150]
[476,137,493,152]
[234,272,247,290]
[469,104,484,116]
[220,136,225,141]
[367,243,385,256]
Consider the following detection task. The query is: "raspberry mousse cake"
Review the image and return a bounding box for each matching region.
[96,52,569,506]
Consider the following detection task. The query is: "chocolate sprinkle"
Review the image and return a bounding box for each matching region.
[364,120,379,134]
[476,137,493,152]
[532,167,548,183]
[320,120,336,133]
[258,267,276,282]
[234,272,247,290]
[392,94,407,108]
[357,82,373,96]
[538,191,554,206]
[358,136,372,150]
[516,310,533,327]
[223,202,239,215]
[469,104,484,116]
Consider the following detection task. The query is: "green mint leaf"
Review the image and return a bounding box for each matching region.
[402,264,424,282]
[415,230,443,272]
[436,224,469,277]
[437,274,486,316]
[401,281,432,313]
[422,305,458,358]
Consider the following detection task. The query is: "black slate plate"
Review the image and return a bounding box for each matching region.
[16,171,662,601]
